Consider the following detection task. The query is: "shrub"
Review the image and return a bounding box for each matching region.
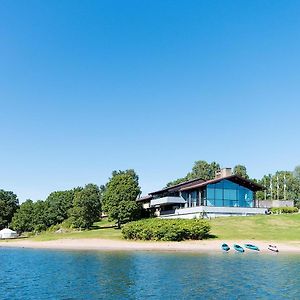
[122,218,210,241]
[270,207,299,214]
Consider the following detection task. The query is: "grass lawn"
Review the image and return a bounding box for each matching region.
[209,213,300,241]
[29,219,123,242]
[10,213,300,242]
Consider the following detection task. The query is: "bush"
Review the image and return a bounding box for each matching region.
[122,218,210,241]
[270,207,299,214]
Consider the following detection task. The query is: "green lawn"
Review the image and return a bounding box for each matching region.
[29,219,123,242]
[209,213,300,241]
[10,213,300,242]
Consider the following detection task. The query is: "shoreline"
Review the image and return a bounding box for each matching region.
[1,238,300,253]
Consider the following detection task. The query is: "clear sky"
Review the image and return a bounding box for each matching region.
[0,0,299,202]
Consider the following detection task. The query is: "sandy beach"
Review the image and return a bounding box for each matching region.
[1,238,300,253]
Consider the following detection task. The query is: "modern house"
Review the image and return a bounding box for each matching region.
[137,168,267,218]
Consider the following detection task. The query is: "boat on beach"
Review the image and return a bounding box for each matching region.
[221,243,230,252]
[268,245,279,252]
[244,244,260,251]
[233,244,244,253]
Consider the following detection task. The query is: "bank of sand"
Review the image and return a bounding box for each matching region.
[1,238,300,253]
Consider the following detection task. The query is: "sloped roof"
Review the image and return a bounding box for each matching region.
[149,178,205,195]
[136,195,153,202]
[180,175,264,192]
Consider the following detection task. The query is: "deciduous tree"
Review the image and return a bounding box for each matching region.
[69,184,102,229]
[11,199,35,232]
[233,164,249,179]
[187,160,220,180]
[0,189,19,229]
[45,189,76,226]
[102,170,141,228]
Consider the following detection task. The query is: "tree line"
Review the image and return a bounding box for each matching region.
[0,169,141,232]
[1,161,299,232]
[166,160,300,206]
[166,161,248,187]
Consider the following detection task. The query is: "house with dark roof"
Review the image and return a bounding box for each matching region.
[137,168,267,218]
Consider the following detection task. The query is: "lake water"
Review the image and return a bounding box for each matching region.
[1,248,299,299]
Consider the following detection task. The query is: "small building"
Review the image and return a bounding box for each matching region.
[137,168,267,219]
[0,228,18,239]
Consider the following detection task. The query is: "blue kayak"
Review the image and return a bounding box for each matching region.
[233,244,244,253]
[244,244,260,251]
[221,243,230,252]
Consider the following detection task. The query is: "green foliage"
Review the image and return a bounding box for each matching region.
[11,200,35,232]
[166,177,188,188]
[270,207,299,214]
[256,171,300,201]
[69,184,102,229]
[12,200,49,232]
[294,165,300,179]
[233,164,249,179]
[102,170,141,228]
[45,189,76,226]
[122,218,211,241]
[166,160,220,187]
[187,160,220,180]
[12,184,101,232]
[0,189,19,229]
[32,200,50,231]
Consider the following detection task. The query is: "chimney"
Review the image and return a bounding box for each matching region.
[215,168,232,179]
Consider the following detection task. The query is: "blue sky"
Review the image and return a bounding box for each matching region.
[0,0,299,202]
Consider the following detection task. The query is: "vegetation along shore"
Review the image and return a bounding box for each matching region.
[0,161,299,248]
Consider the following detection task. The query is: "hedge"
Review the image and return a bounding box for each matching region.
[270,207,299,214]
[121,218,210,241]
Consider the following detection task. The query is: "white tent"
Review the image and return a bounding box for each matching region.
[0,228,18,239]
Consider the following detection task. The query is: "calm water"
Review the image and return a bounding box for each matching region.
[1,248,300,300]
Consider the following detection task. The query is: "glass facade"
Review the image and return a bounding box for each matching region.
[157,179,255,209]
[181,190,200,207]
[206,179,254,207]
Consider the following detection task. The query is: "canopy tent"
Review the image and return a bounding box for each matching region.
[0,228,18,239]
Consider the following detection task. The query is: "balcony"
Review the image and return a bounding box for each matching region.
[150,196,186,207]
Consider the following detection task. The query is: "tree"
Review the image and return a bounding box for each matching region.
[233,165,249,179]
[0,189,19,229]
[45,189,76,226]
[69,184,102,229]
[11,200,35,232]
[187,160,220,180]
[32,200,50,232]
[294,166,300,179]
[256,170,300,201]
[165,160,221,187]
[166,177,188,188]
[102,170,141,228]
[12,200,50,232]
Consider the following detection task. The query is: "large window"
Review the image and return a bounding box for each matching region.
[181,190,199,207]
[206,180,254,207]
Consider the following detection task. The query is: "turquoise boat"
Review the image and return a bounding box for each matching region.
[244,244,260,251]
[233,244,244,253]
[221,243,230,252]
